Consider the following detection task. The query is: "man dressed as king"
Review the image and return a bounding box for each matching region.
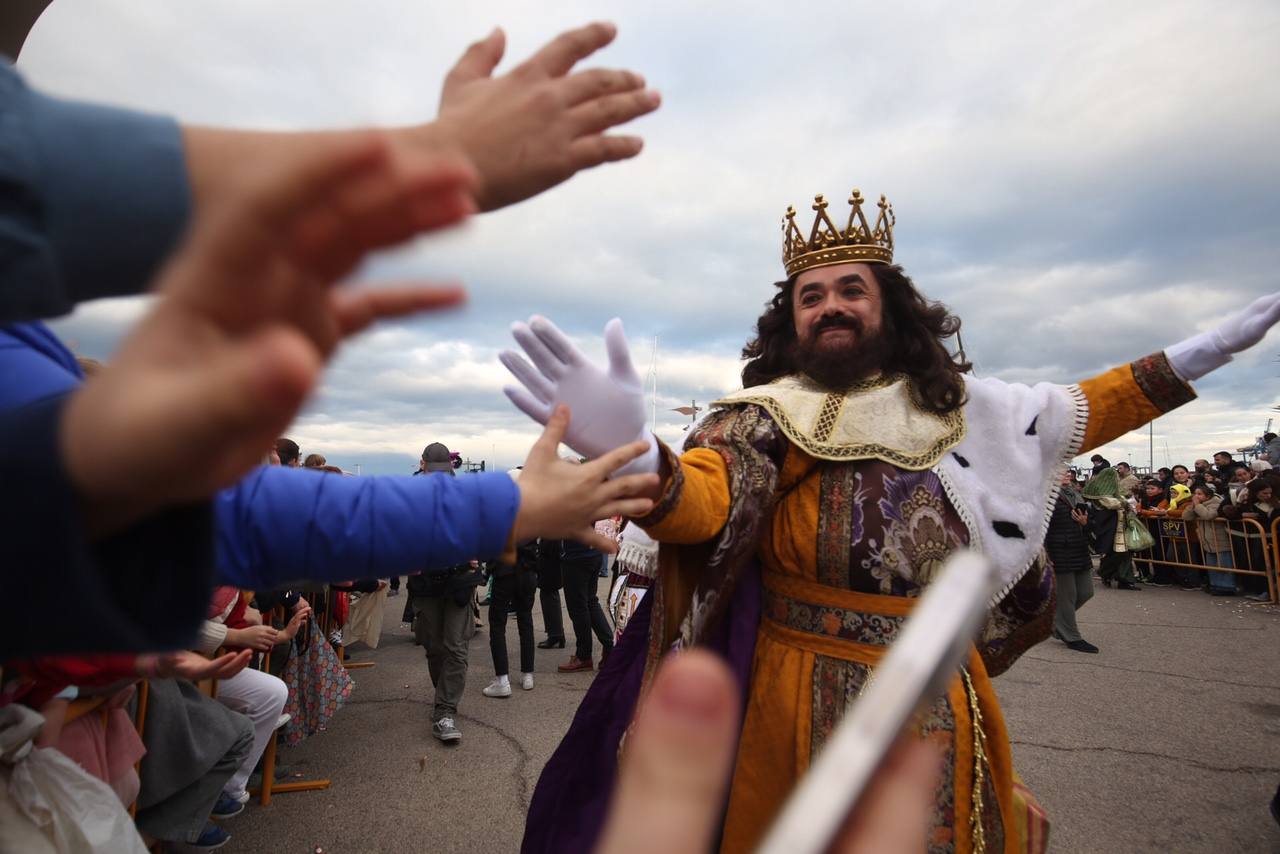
[501,188,1280,853]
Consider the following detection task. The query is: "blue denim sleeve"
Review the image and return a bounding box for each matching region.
[0,63,189,322]
[214,467,521,589]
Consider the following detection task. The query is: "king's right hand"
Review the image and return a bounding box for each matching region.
[501,315,659,476]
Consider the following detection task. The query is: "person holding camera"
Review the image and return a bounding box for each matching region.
[1046,469,1098,653]
[408,442,484,743]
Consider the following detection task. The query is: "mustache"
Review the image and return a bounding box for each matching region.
[813,314,865,334]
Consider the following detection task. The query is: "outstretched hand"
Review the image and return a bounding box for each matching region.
[429,22,661,211]
[1167,291,1280,381]
[513,405,658,550]
[62,135,478,536]
[502,315,658,476]
[1212,292,1280,352]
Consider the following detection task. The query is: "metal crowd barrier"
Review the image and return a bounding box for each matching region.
[1131,515,1276,603]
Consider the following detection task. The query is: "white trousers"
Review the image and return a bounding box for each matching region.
[215,667,287,798]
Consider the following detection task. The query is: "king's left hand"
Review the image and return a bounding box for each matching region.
[1166,292,1280,381]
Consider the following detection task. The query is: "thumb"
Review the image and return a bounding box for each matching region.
[605,318,638,382]
[529,404,570,464]
[597,651,738,854]
[443,27,506,92]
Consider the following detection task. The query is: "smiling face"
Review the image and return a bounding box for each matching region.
[792,262,885,350]
[1173,465,1189,483]
[789,262,890,389]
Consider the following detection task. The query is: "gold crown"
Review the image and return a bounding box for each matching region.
[782,189,895,276]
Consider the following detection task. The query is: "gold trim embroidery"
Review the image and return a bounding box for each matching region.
[713,375,966,471]
[963,669,989,854]
[811,393,845,442]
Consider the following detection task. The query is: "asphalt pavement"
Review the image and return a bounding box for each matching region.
[221,579,1280,853]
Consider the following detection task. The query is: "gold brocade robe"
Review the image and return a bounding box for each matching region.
[637,354,1195,853]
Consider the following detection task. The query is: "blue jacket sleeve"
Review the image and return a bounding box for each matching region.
[0,63,190,322]
[215,467,521,590]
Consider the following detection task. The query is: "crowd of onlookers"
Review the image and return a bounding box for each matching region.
[1084,441,1280,597]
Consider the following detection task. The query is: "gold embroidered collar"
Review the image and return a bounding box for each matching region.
[712,374,965,470]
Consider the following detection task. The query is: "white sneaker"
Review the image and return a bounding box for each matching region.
[274,712,291,729]
[482,678,512,698]
[521,673,534,691]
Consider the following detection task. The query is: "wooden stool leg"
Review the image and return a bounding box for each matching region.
[258,731,277,806]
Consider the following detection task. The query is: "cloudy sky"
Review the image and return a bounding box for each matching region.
[19,0,1280,475]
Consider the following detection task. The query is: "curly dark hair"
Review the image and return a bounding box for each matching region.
[740,264,971,414]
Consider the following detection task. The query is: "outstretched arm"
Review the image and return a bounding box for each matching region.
[1077,293,1280,452]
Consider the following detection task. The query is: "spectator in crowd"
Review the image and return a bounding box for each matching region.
[558,533,615,673]
[1090,454,1111,475]
[1157,467,1173,489]
[1084,468,1141,590]
[196,586,301,816]
[1182,484,1234,595]
[303,453,327,468]
[1114,461,1140,498]
[407,442,477,743]
[1224,464,1253,507]
[1136,479,1176,586]
[1213,451,1241,483]
[1220,475,1280,601]
[275,439,302,468]
[483,471,539,698]
[1264,432,1280,467]
[537,540,567,650]
[1171,464,1192,488]
[1046,470,1098,652]
[1192,459,1212,486]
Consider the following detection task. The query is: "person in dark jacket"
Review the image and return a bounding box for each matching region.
[483,477,540,697]
[1046,470,1098,653]
[558,538,615,673]
[536,539,567,649]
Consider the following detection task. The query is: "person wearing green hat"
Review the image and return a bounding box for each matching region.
[1083,467,1140,590]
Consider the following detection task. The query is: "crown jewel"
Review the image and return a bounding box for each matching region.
[782,189,895,276]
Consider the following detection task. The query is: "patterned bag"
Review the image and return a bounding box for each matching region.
[279,618,353,746]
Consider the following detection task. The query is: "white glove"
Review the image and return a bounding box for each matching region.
[501,316,659,476]
[1166,292,1280,381]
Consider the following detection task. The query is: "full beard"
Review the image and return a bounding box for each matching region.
[792,319,892,391]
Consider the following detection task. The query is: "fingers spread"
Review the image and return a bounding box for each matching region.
[529,315,583,366]
[291,156,477,283]
[590,439,650,475]
[500,350,557,403]
[331,284,466,337]
[443,27,506,94]
[604,318,638,381]
[198,135,393,282]
[512,320,569,379]
[562,68,645,107]
[597,651,738,854]
[520,21,617,78]
[568,135,645,171]
[505,386,555,426]
[596,497,656,520]
[568,89,661,138]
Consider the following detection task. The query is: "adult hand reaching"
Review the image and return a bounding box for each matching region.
[502,316,658,476]
[61,136,477,536]
[512,405,658,551]
[429,22,660,211]
[1166,292,1280,381]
